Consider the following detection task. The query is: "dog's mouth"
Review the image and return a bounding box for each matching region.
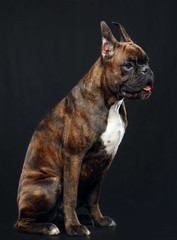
[119,83,152,100]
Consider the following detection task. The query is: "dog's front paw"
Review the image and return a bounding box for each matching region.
[94,216,116,227]
[66,224,90,236]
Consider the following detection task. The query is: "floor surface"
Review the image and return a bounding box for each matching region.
[2,213,177,240]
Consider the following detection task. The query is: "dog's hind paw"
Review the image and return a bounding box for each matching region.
[48,223,60,235]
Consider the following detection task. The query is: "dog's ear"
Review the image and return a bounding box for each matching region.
[100,21,118,60]
[112,22,132,42]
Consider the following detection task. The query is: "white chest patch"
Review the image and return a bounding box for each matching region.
[101,100,125,156]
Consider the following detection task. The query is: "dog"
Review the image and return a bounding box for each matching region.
[14,21,154,236]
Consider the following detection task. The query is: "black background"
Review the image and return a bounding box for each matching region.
[0,0,177,239]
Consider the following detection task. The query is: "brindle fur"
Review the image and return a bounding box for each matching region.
[14,21,153,236]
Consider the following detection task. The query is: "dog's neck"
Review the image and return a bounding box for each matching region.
[80,58,118,109]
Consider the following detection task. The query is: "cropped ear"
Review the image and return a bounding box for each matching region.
[112,22,132,42]
[100,21,118,60]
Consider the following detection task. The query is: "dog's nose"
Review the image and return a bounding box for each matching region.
[141,66,149,74]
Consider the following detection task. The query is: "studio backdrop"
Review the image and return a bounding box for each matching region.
[0,0,177,235]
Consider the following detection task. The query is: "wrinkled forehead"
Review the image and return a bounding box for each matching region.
[118,42,148,63]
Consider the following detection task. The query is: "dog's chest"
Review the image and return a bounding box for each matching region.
[101,100,125,156]
[80,100,125,183]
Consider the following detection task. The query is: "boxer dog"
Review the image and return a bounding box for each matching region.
[14,21,154,236]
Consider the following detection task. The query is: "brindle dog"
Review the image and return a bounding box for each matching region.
[14,21,154,236]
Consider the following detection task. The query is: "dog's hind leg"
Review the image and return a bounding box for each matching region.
[14,176,61,235]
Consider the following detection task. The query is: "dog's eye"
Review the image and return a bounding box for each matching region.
[124,63,133,70]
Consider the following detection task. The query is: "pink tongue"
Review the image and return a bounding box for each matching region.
[143,85,151,91]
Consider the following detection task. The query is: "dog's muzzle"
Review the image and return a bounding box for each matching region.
[119,67,154,100]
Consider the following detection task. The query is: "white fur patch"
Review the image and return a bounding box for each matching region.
[49,224,60,235]
[101,100,125,156]
[86,228,91,235]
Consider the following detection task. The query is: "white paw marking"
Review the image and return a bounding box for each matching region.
[101,100,125,156]
[110,220,116,227]
[49,225,60,235]
[86,228,90,235]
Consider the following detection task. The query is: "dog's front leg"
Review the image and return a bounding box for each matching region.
[87,177,116,227]
[63,154,90,236]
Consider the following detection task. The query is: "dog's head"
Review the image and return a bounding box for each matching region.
[100,21,154,100]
